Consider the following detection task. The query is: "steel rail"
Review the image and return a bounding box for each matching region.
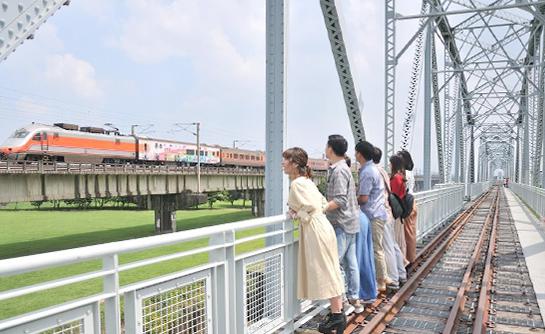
[356,188,497,334]
[345,189,487,332]
[472,188,500,333]
[442,189,499,333]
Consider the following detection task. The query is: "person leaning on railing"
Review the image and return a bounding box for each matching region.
[282,147,347,334]
[397,149,418,264]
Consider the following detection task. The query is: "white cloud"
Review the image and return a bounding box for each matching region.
[44,54,103,100]
[115,0,264,89]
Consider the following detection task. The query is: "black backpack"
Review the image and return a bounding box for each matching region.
[380,173,404,219]
[401,192,414,219]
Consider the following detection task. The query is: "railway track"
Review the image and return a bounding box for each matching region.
[345,187,545,334]
[297,185,484,333]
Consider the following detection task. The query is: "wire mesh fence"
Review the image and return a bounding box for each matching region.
[39,320,84,334]
[244,252,283,333]
[141,278,209,334]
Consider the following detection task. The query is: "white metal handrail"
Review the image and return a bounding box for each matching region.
[414,184,465,240]
[0,184,476,333]
[510,182,545,218]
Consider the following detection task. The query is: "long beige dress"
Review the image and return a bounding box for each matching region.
[288,176,345,300]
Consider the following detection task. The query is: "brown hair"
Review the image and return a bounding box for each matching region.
[389,154,406,181]
[283,147,312,178]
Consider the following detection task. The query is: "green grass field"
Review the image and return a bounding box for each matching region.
[0,201,265,320]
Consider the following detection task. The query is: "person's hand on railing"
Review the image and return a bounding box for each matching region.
[286,209,297,220]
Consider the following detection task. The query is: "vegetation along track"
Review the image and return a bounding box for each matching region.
[345,186,545,334]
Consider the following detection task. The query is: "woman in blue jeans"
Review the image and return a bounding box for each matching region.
[356,211,377,303]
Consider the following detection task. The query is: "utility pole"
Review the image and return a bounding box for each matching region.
[131,125,138,136]
[196,122,201,194]
[173,122,201,193]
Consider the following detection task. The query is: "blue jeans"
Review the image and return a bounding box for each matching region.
[356,213,377,301]
[334,225,360,300]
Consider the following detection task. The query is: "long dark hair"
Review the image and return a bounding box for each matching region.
[283,147,312,178]
[389,155,406,180]
[397,150,414,171]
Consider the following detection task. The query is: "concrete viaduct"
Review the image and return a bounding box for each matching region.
[0,161,326,232]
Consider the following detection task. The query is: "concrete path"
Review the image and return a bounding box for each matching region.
[505,189,545,321]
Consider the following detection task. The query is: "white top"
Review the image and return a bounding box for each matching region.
[406,170,415,194]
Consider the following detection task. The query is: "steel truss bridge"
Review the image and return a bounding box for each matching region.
[0,1,544,333]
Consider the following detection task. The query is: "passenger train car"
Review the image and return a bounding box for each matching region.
[137,137,221,164]
[0,123,329,170]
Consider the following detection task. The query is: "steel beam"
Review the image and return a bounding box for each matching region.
[265,0,288,219]
[424,23,433,191]
[397,1,545,20]
[320,0,365,143]
[400,1,429,150]
[432,35,445,183]
[0,0,71,62]
[384,0,396,168]
[533,26,545,186]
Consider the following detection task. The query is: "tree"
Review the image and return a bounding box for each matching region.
[228,191,242,207]
[207,191,228,209]
[317,182,327,197]
[30,201,44,210]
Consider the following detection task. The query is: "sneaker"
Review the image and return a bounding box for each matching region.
[387,282,400,291]
[342,300,355,315]
[349,299,364,314]
[361,298,376,305]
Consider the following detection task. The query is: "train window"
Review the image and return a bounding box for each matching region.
[11,128,29,138]
[32,133,42,141]
[155,143,158,148]
[187,149,195,155]
[144,144,148,150]
[200,151,205,156]
[245,155,250,160]
[42,132,48,140]
[234,154,239,159]
[251,156,255,160]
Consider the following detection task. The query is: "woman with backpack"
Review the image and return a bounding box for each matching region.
[389,155,411,265]
[397,150,418,264]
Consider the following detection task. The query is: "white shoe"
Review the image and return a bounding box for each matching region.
[342,300,355,315]
[349,299,364,314]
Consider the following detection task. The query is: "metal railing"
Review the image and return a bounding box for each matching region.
[510,182,545,218]
[414,184,466,240]
[0,184,471,333]
[468,181,492,199]
[0,161,328,179]
[0,215,304,334]
[0,160,265,175]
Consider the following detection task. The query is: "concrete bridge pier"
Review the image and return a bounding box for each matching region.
[250,190,265,217]
[151,194,178,233]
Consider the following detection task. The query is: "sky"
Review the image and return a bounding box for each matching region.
[0,1,437,171]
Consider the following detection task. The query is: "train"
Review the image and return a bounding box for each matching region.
[0,123,329,171]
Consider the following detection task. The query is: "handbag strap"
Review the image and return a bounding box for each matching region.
[379,171,392,196]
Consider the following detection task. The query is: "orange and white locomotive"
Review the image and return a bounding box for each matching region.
[0,123,329,171]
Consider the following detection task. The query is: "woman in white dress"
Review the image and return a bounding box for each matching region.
[282,147,346,333]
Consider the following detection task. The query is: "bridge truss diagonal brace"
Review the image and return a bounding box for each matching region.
[0,0,70,62]
[319,0,366,143]
[384,0,396,168]
[429,0,474,126]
